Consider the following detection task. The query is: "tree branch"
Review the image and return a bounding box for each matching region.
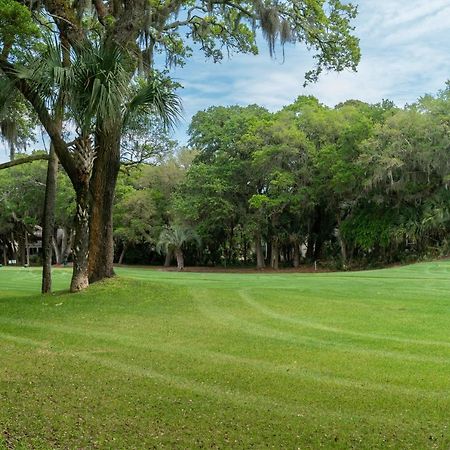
[93,0,109,27]
[0,154,49,170]
[0,58,78,182]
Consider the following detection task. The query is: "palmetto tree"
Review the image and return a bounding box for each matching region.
[157,225,199,271]
[17,38,181,291]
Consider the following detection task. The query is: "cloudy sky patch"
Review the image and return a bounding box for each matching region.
[168,0,450,142]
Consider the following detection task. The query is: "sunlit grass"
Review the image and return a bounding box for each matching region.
[1,262,449,448]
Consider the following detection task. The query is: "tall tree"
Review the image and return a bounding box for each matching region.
[1,0,360,288]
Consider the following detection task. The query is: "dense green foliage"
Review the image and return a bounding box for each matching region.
[171,87,450,269]
[0,156,74,265]
[2,85,450,270]
[1,263,450,448]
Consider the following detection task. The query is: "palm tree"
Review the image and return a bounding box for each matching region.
[157,225,199,271]
[16,38,181,291]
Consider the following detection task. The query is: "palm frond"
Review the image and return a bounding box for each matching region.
[124,76,182,131]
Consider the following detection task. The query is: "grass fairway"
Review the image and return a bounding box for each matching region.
[0,263,450,449]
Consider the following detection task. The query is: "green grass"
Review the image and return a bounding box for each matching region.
[1,262,450,449]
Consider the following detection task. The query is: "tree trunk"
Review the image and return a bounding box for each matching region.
[11,232,17,263]
[243,238,248,264]
[62,229,74,264]
[25,232,30,266]
[164,250,172,267]
[305,236,315,261]
[41,146,58,293]
[19,230,25,266]
[118,243,128,265]
[52,236,62,264]
[2,245,7,266]
[70,183,90,292]
[9,141,15,161]
[175,248,184,271]
[336,216,347,269]
[293,241,300,268]
[88,128,121,283]
[271,236,279,269]
[255,233,265,269]
[60,228,68,262]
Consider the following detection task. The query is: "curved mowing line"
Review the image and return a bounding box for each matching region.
[0,330,440,427]
[1,321,448,399]
[238,290,450,348]
[193,295,450,366]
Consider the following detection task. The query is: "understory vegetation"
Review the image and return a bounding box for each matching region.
[0,263,449,448]
[2,85,450,270]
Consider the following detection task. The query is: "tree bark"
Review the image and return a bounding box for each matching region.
[175,248,184,271]
[11,232,17,263]
[336,217,347,269]
[19,230,25,266]
[255,232,265,269]
[62,229,74,264]
[293,241,300,268]
[271,236,279,269]
[70,183,90,292]
[41,146,58,293]
[270,215,279,269]
[118,243,128,265]
[88,128,121,283]
[243,236,248,264]
[25,232,30,266]
[51,237,60,264]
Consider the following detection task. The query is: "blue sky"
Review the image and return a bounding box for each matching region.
[169,0,450,143]
[1,0,450,161]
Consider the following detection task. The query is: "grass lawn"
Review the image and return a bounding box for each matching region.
[1,262,450,449]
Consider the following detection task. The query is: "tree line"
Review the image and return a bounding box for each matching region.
[117,87,450,269]
[3,85,450,271]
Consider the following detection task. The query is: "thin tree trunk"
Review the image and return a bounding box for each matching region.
[175,248,184,271]
[60,228,68,261]
[25,232,30,266]
[62,230,74,264]
[88,128,121,283]
[11,232,17,263]
[243,238,248,264]
[270,215,279,269]
[2,245,7,266]
[293,241,300,268]
[305,236,315,261]
[52,236,61,264]
[255,232,265,269]
[41,32,66,292]
[70,183,90,292]
[271,236,279,269]
[19,230,25,266]
[118,243,128,265]
[336,217,347,269]
[41,146,58,293]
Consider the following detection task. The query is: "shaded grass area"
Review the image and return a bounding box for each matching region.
[0,262,450,448]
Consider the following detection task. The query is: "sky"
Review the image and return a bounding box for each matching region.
[1,0,450,161]
[168,0,450,142]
